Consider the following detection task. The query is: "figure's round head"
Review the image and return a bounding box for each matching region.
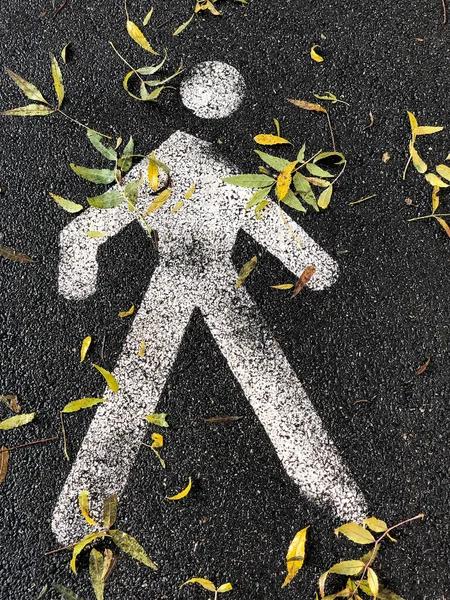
[180,61,246,119]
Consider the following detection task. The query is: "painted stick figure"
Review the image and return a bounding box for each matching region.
[52,62,367,545]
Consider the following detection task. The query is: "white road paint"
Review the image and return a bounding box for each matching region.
[53,129,367,545]
[180,61,246,119]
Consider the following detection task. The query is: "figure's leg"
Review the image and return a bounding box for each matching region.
[200,263,367,522]
[52,267,194,544]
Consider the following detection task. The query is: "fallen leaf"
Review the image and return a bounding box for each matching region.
[119,305,135,318]
[144,188,172,214]
[306,163,333,178]
[245,187,272,210]
[235,255,257,288]
[70,164,116,184]
[416,357,430,375]
[334,522,376,544]
[151,432,163,448]
[0,245,33,263]
[282,525,309,587]
[254,150,290,171]
[89,548,105,600]
[101,549,118,582]
[138,340,146,356]
[431,186,439,214]
[6,69,48,104]
[362,517,388,533]
[92,365,119,392]
[110,529,157,569]
[0,413,35,430]
[409,142,427,174]
[61,398,108,413]
[87,231,109,238]
[293,173,318,211]
[425,173,448,187]
[271,283,294,290]
[0,104,55,117]
[310,44,324,62]
[317,184,333,209]
[71,532,108,574]
[181,578,216,592]
[171,200,184,212]
[173,13,195,36]
[103,493,118,529]
[80,336,92,362]
[144,413,169,427]
[254,134,292,145]
[204,415,243,423]
[276,160,298,201]
[53,584,85,600]
[88,190,123,209]
[87,130,117,162]
[79,489,98,526]
[304,176,330,188]
[292,265,316,298]
[167,477,192,500]
[49,192,83,213]
[0,446,9,485]
[364,111,375,130]
[147,152,159,191]
[367,568,379,597]
[117,136,135,173]
[51,54,65,108]
[382,152,391,163]
[126,19,158,54]
[415,125,443,135]
[61,42,71,64]
[436,163,450,181]
[217,583,233,593]
[224,174,275,188]
[287,99,327,114]
[184,183,196,199]
[143,7,154,25]
[0,394,21,412]
[435,216,450,238]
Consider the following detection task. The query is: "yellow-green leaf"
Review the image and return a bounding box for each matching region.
[271,283,294,290]
[171,200,184,212]
[184,184,196,199]
[167,477,192,500]
[318,184,333,209]
[51,54,64,108]
[61,43,71,64]
[144,413,169,427]
[138,340,146,356]
[408,111,418,139]
[71,532,108,574]
[0,413,35,430]
[367,568,379,597]
[49,192,83,213]
[0,104,55,117]
[254,134,292,145]
[80,336,92,362]
[6,69,48,104]
[435,216,450,238]
[217,583,233,593]
[414,125,443,135]
[311,45,324,62]
[87,231,108,238]
[151,432,163,448]
[110,529,157,569]
[173,12,195,36]
[148,152,159,191]
[235,255,257,288]
[180,578,216,592]
[306,163,333,177]
[126,19,158,54]
[52,583,85,600]
[329,560,365,576]
[70,164,116,184]
[287,98,327,113]
[79,489,98,526]
[432,186,440,214]
[334,522,376,544]
[103,493,118,529]
[92,364,119,392]
[143,7,154,25]
[305,176,330,188]
[88,190,123,209]
[276,160,298,201]
[0,446,9,485]
[282,525,309,588]
[362,517,388,533]
[61,398,107,413]
[425,173,448,188]
[144,188,172,215]
[89,548,105,600]
[436,163,450,181]
[409,141,427,174]
[119,305,135,318]
[224,174,274,189]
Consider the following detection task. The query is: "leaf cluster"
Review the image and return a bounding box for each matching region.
[174,0,247,36]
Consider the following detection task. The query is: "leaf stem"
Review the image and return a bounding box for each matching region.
[57,109,112,139]
[402,153,412,180]
[60,412,69,461]
[408,213,450,222]
[109,42,146,86]
[0,435,58,453]
[326,111,336,152]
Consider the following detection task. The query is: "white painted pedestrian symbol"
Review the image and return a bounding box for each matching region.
[52,61,367,545]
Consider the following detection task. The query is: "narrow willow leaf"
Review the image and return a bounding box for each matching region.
[297,143,306,161]
[70,164,116,184]
[167,476,192,500]
[103,493,118,529]
[318,570,329,598]
[362,517,388,533]
[271,283,294,290]
[71,532,108,574]
[311,45,324,62]
[436,163,450,181]
[51,54,65,108]
[329,560,365,576]
[255,199,270,219]
[217,583,233,593]
[0,104,55,117]
[79,489,98,526]
[119,305,135,318]
[180,578,216,592]
[80,336,91,362]
[92,364,119,392]
[287,99,327,113]
[409,142,427,174]
[6,69,48,104]
[281,188,306,212]
[88,190,123,209]
[171,200,184,212]
[143,7,154,25]
[292,265,316,298]
[306,163,333,177]
[89,548,105,600]
[148,154,170,174]
[144,188,172,214]
[334,522,376,544]
[367,568,379,597]
[224,174,275,188]
[101,549,116,581]
[305,176,330,188]
[61,398,107,413]
[414,125,443,135]
[435,216,450,238]
[138,340,146,356]
[293,173,318,211]
[408,111,418,140]
[254,134,292,145]
[87,131,117,162]
[136,57,168,77]
[35,584,49,600]
[0,446,9,485]
[0,246,33,263]
[145,85,170,101]
[245,186,273,210]
[173,12,195,36]
[314,151,346,164]
[236,255,257,288]
[282,526,309,587]
[184,184,196,199]
[148,152,159,191]
[61,42,71,64]
[276,160,298,200]
[87,231,109,238]
[49,192,83,213]
[204,415,243,423]
[117,136,134,173]
[254,149,290,171]
[110,529,157,569]
[126,20,158,54]
[432,186,440,214]
[425,173,448,187]
[145,413,169,427]
[317,184,333,209]
[0,413,35,430]
[52,584,85,600]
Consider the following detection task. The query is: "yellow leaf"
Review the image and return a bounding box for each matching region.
[311,44,324,62]
[414,125,443,135]
[110,529,157,569]
[382,152,391,164]
[148,152,158,191]
[408,111,418,138]
[436,163,450,181]
[184,183,196,199]
[167,476,192,500]
[362,517,388,533]
[6,69,48,104]
[254,134,292,145]
[181,578,216,592]
[143,7,154,26]
[217,583,233,593]
[435,216,450,238]
[0,413,35,430]
[87,231,108,238]
[425,173,448,188]
[276,160,298,201]
[145,413,169,427]
[432,186,439,214]
[80,335,92,362]
[334,522,376,544]
[50,54,64,108]
[329,560,365,576]
[92,364,119,392]
[138,340,146,357]
[271,283,294,289]
[0,104,55,117]
[317,184,333,209]
[61,398,107,413]
[89,548,105,600]
[61,42,71,64]
[287,99,327,113]
[235,255,257,288]
[0,446,9,485]
[126,20,158,54]
[49,192,83,213]
[367,568,379,597]
[409,141,427,174]
[79,489,98,527]
[304,176,330,188]
[71,532,108,574]
[151,432,163,448]
[282,525,309,588]
[171,200,184,212]
[144,188,172,214]
[103,493,118,529]
[119,304,135,318]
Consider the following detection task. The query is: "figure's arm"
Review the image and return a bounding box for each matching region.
[241,201,338,290]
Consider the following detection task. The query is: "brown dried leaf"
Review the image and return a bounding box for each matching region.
[204,416,243,424]
[287,99,327,113]
[416,358,430,375]
[292,265,316,298]
[0,446,9,484]
[0,246,33,263]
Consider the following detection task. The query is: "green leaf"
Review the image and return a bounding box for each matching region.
[306,163,333,177]
[281,188,306,212]
[71,532,108,574]
[143,7,154,25]
[376,586,406,600]
[117,136,135,173]
[103,493,118,529]
[236,256,257,288]
[293,173,319,211]
[245,186,273,210]
[49,192,83,213]
[61,398,108,413]
[87,131,117,161]
[70,164,116,184]
[143,85,170,101]
[297,143,306,162]
[89,548,105,600]
[124,177,143,207]
[88,190,123,209]
[6,69,48,104]
[110,529,157,569]
[52,584,85,600]
[51,54,65,108]
[255,199,270,219]
[367,567,379,597]
[173,12,195,35]
[223,174,275,188]
[317,184,333,209]
[254,150,290,171]
[0,413,35,430]
[314,151,346,165]
[92,364,119,392]
[136,54,167,76]
[329,560,365,576]
[144,413,169,427]
[334,522,376,544]
[0,104,55,117]
[362,517,388,533]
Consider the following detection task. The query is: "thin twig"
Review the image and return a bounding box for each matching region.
[60,412,69,461]
[0,436,58,453]
[44,541,78,556]
[349,194,377,206]
[408,213,450,222]
[52,0,67,19]
[326,111,336,151]
[443,0,447,24]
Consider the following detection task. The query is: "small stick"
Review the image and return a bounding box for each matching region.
[326,111,336,151]
[443,0,447,24]
[0,436,58,453]
[349,194,377,206]
[52,0,67,19]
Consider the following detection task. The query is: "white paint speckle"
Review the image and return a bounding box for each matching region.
[180,61,246,119]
